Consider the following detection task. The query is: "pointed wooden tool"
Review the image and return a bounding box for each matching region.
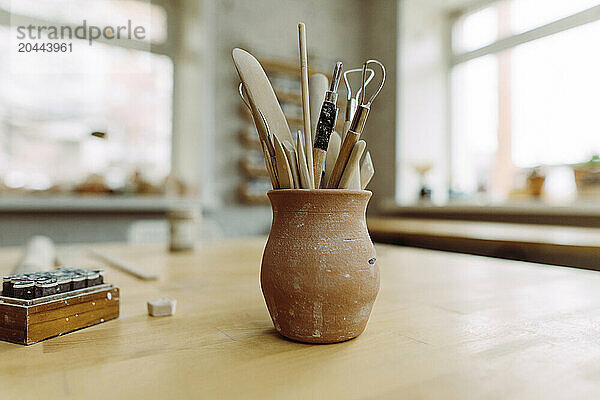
[323,131,341,188]
[232,48,294,144]
[272,135,294,189]
[261,141,279,189]
[360,151,374,190]
[338,140,366,189]
[296,131,312,189]
[298,23,314,187]
[282,141,300,189]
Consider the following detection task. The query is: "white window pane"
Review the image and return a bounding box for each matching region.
[510,0,600,35]
[452,7,498,53]
[451,55,498,194]
[512,20,600,167]
[452,0,600,54]
[0,43,173,190]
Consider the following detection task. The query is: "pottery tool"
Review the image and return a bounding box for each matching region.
[309,73,329,139]
[327,59,385,188]
[313,61,343,188]
[298,23,314,188]
[296,131,312,189]
[13,236,57,274]
[283,141,301,189]
[261,141,279,188]
[272,135,294,189]
[239,82,280,187]
[238,83,276,160]
[232,48,294,145]
[323,131,341,188]
[339,140,366,189]
[238,83,271,152]
[342,67,375,141]
[360,151,375,189]
[147,298,176,317]
[90,250,157,281]
[0,268,118,345]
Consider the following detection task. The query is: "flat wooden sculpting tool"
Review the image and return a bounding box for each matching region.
[272,135,294,189]
[282,141,300,189]
[323,131,341,188]
[261,141,279,188]
[339,140,366,189]
[232,48,294,145]
[360,151,374,189]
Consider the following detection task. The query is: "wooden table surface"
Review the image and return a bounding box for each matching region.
[2,237,600,399]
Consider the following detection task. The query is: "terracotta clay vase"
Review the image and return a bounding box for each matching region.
[261,189,379,343]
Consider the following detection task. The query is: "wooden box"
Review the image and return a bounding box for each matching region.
[0,284,119,345]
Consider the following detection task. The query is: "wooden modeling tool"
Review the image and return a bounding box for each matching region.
[339,140,366,189]
[298,23,314,188]
[309,73,329,139]
[272,135,294,189]
[232,48,294,145]
[296,131,312,189]
[90,251,157,281]
[239,83,272,154]
[327,60,385,188]
[313,62,343,188]
[360,151,375,189]
[261,141,279,188]
[282,141,300,189]
[323,131,341,188]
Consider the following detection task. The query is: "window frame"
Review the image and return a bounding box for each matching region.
[446,1,600,196]
[0,0,180,190]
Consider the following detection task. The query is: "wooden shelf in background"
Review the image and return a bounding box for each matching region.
[239,158,269,178]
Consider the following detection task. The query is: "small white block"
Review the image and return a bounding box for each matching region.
[147,298,177,317]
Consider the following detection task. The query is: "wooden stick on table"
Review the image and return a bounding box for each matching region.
[90,250,157,281]
[298,23,314,189]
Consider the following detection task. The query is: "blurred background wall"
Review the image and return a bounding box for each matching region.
[1,0,599,245]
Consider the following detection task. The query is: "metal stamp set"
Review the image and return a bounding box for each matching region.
[233,22,385,192]
[0,268,119,345]
[2,268,104,300]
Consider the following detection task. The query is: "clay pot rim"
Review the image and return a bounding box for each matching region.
[267,189,372,196]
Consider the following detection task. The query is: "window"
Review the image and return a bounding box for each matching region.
[450,0,600,199]
[0,0,173,192]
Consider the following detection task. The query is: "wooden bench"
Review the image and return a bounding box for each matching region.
[368,217,600,271]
